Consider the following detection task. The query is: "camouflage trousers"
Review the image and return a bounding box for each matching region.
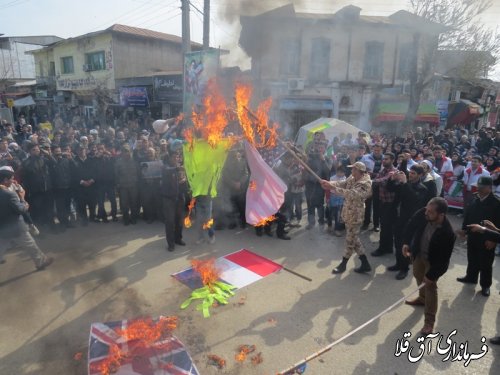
[344,223,364,258]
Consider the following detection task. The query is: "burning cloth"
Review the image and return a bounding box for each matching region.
[182,138,230,198]
[244,141,287,225]
[88,317,199,375]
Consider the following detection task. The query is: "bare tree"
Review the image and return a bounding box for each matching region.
[404,0,500,126]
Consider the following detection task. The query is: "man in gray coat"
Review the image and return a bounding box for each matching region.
[0,169,53,270]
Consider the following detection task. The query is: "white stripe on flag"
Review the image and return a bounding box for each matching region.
[215,257,262,288]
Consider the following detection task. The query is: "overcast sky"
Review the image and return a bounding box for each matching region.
[1,0,499,77]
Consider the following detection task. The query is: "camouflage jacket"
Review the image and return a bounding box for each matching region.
[331,173,372,225]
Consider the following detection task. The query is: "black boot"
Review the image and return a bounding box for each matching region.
[354,255,371,273]
[332,257,349,274]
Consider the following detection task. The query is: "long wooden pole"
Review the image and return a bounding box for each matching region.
[277,283,426,374]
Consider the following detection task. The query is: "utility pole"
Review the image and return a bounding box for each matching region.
[181,0,191,54]
[203,0,210,50]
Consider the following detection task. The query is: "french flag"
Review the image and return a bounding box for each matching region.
[172,249,283,289]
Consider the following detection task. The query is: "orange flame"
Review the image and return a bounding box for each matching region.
[190,78,228,148]
[89,316,178,375]
[234,81,278,148]
[182,79,279,150]
[184,198,196,228]
[254,215,276,227]
[249,180,257,191]
[255,97,278,148]
[191,258,220,289]
[235,344,256,362]
[235,82,254,142]
[203,218,214,229]
[235,351,247,362]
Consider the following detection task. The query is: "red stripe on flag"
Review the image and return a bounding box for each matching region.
[224,249,282,277]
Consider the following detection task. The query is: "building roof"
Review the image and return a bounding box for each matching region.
[30,24,202,54]
[106,24,202,47]
[0,35,63,46]
[243,4,445,32]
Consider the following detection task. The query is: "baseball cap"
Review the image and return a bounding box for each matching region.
[347,161,367,172]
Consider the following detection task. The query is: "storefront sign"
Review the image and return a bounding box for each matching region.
[119,87,149,107]
[153,75,183,102]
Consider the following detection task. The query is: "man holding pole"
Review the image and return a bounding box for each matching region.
[402,197,456,335]
[320,161,372,274]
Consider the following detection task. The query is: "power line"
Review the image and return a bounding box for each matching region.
[136,6,182,28]
[143,10,182,29]
[90,0,178,32]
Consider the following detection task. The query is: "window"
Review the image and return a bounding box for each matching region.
[279,38,301,76]
[363,41,384,80]
[49,61,56,77]
[309,37,330,81]
[398,43,412,80]
[61,56,74,74]
[85,51,106,71]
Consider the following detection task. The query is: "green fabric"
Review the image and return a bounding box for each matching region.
[183,139,230,198]
[305,122,331,150]
[180,281,236,318]
[375,102,438,116]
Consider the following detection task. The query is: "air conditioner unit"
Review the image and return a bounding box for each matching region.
[340,95,351,106]
[82,64,92,72]
[288,78,305,91]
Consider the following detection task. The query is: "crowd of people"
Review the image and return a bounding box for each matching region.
[1,112,500,340]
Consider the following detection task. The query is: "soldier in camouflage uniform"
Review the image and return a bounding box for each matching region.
[321,161,372,274]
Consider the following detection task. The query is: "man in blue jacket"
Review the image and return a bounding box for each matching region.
[402,197,456,335]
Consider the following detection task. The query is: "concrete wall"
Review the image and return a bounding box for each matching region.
[45,33,115,91]
[256,19,416,86]
[112,35,183,80]
[0,40,43,79]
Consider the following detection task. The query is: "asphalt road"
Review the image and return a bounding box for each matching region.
[0,213,499,375]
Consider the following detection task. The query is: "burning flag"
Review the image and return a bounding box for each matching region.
[180,259,236,318]
[87,316,199,375]
[244,141,287,226]
[183,138,231,198]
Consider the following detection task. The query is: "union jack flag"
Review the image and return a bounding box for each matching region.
[88,318,199,375]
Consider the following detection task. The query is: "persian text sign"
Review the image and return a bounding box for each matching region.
[119,87,149,107]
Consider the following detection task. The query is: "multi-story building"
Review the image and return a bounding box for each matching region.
[31,24,203,119]
[239,4,447,134]
[0,35,62,84]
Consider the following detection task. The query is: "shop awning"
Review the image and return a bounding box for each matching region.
[373,101,439,125]
[13,95,36,107]
[447,99,483,125]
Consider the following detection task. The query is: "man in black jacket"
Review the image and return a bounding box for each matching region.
[50,145,74,229]
[387,165,433,280]
[304,143,330,229]
[72,144,97,226]
[161,151,187,251]
[467,221,500,346]
[20,142,54,231]
[457,176,500,297]
[402,197,456,335]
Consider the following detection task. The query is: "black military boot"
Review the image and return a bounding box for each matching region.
[354,254,371,273]
[332,257,349,274]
